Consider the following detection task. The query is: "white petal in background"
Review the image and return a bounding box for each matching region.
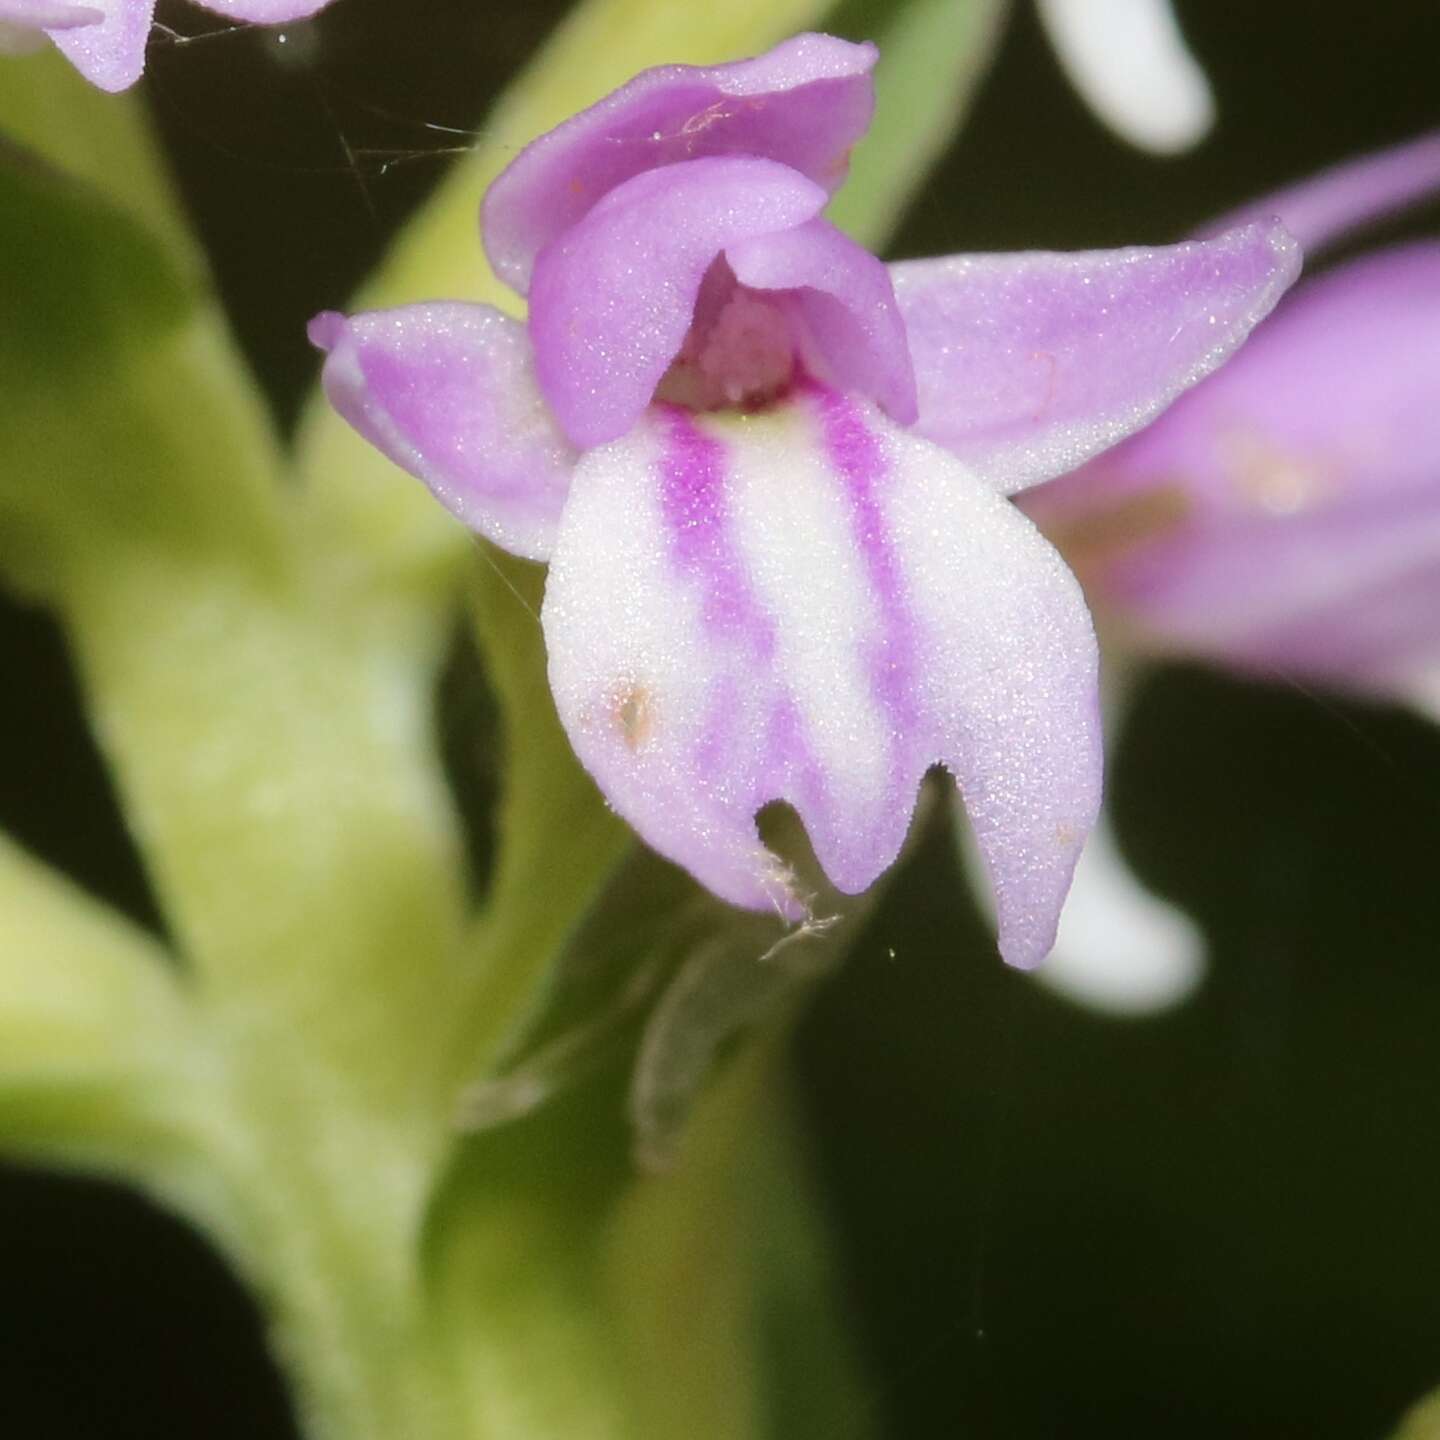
[960,805,1204,1015]
[1034,0,1216,154]
[1395,667,1440,731]
[1035,814,1204,1015]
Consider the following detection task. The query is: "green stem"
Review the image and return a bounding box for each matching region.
[156,1008,831,1440]
[220,1141,460,1440]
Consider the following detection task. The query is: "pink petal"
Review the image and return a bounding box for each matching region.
[542,389,1101,968]
[0,0,100,29]
[46,0,152,91]
[193,0,331,17]
[308,304,577,563]
[527,156,827,450]
[482,33,877,296]
[35,0,331,86]
[890,221,1301,495]
[1204,130,1440,258]
[726,217,917,424]
[1033,245,1440,691]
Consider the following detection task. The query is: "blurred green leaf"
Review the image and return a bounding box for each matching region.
[434,1012,855,1440]
[600,1026,803,1440]
[0,154,277,594]
[427,1110,636,1440]
[447,552,631,1086]
[629,917,839,1171]
[0,831,262,1258]
[0,831,201,1162]
[827,0,1010,247]
[0,46,196,266]
[0,146,468,1124]
[748,1098,876,1440]
[456,850,698,1129]
[456,844,805,1146]
[0,832,180,1076]
[1397,1389,1440,1440]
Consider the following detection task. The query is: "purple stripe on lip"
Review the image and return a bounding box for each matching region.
[658,403,830,832]
[657,403,776,659]
[812,385,920,729]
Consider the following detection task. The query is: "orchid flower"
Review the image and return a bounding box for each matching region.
[0,0,331,90]
[1021,130,1440,1010]
[1034,0,1216,154]
[311,33,1298,969]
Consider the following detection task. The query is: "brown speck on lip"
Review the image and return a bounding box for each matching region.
[615,682,656,750]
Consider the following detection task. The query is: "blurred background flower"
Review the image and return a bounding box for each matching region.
[1034,135,1440,698]
[1035,0,1215,153]
[1020,130,1440,1017]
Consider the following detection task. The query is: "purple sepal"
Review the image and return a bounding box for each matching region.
[482,33,877,296]
[309,303,578,563]
[890,221,1301,495]
[1028,244,1440,691]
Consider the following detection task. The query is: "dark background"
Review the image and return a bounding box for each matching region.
[3,1,1440,1435]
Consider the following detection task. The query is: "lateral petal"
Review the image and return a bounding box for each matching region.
[542,389,1101,968]
[309,304,577,562]
[890,222,1300,495]
[725,217,917,424]
[483,33,877,295]
[47,0,152,91]
[527,156,827,450]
